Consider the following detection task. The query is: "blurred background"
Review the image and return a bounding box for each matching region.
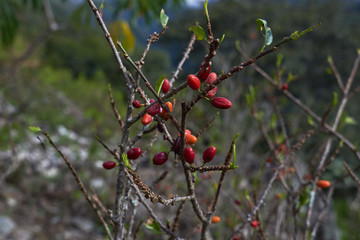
[1,0,360,239]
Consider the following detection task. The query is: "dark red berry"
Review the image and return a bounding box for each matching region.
[142,114,152,125]
[211,97,232,109]
[127,147,142,160]
[132,100,142,108]
[187,74,200,90]
[103,161,117,170]
[183,147,195,164]
[199,65,211,81]
[153,152,168,165]
[171,136,181,154]
[250,221,259,228]
[282,83,288,91]
[161,78,170,94]
[203,146,216,163]
[205,72,217,85]
[148,102,162,116]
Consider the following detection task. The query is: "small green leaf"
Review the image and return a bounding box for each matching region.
[145,220,161,234]
[256,18,273,51]
[327,55,333,64]
[219,34,225,44]
[276,54,284,67]
[326,67,333,75]
[155,75,166,95]
[290,22,321,41]
[194,172,200,186]
[122,153,132,170]
[189,26,207,41]
[344,116,357,125]
[287,72,296,83]
[29,126,42,132]
[298,187,310,210]
[307,116,314,126]
[270,114,277,128]
[99,1,104,13]
[331,92,338,108]
[160,9,168,28]
[230,133,239,168]
[244,188,250,201]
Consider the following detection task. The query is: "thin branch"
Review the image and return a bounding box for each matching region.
[343,161,360,188]
[108,85,124,129]
[169,34,197,87]
[41,131,113,240]
[327,57,344,92]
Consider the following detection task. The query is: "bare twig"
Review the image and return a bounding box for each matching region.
[343,161,360,188]
[41,131,113,240]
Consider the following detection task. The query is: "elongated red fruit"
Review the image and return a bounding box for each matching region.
[162,78,170,94]
[153,152,168,165]
[206,86,218,98]
[187,74,200,90]
[211,97,232,109]
[103,161,117,170]
[183,147,195,164]
[203,146,216,163]
[127,147,142,160]
[199,65,211,81]
[132,100,142,108]
[317,180,331,189]
[142,113,152,125]
[205,72,217,85]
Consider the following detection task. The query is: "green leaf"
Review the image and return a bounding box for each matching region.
[122,153,132,170]
[344,116,357,125]
[331,92,338,108]
[299,187,310,210]
[244,188,250,201]
[110,20,136,53]
[155,75,166,95]
[270,114,277,128]
[290,22,321,41]
[276,54,284,67]
[194,172,200,186]
[145,220,161,234]
[256,18,273,51]
[230,133,239,169]
[287,72,296,83]
[189,26,207,41]
[29,126,42,132]
[219,34,225,44]
[160,9,168,28]
[307,116,314,126]
[99,1,104,15]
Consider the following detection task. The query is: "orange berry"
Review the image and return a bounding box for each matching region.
[161,101,173,120]
[185,134,197,145]
[142,113,152,125]
[211,216,221,224]
[317,180,331,189]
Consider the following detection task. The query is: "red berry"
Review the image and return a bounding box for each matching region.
[127,147,142,160]
[205,72,217,85]
[199,65,211,81]
[187,74,200,90]
[148,102,162,116]
[103,161,117,170]
[211,216,221,224]
[250,220,258,228]
[317,180,331,189]
[203,146,216,163]
[161,78,170,94]
[132,100,142,108]
[211,97,232,109]
[171,136,181,154]
[183,147,195,164]
[206,86,218,98]
[142,113,152,125]
[282,83,288,91]
[153,152,168,165]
